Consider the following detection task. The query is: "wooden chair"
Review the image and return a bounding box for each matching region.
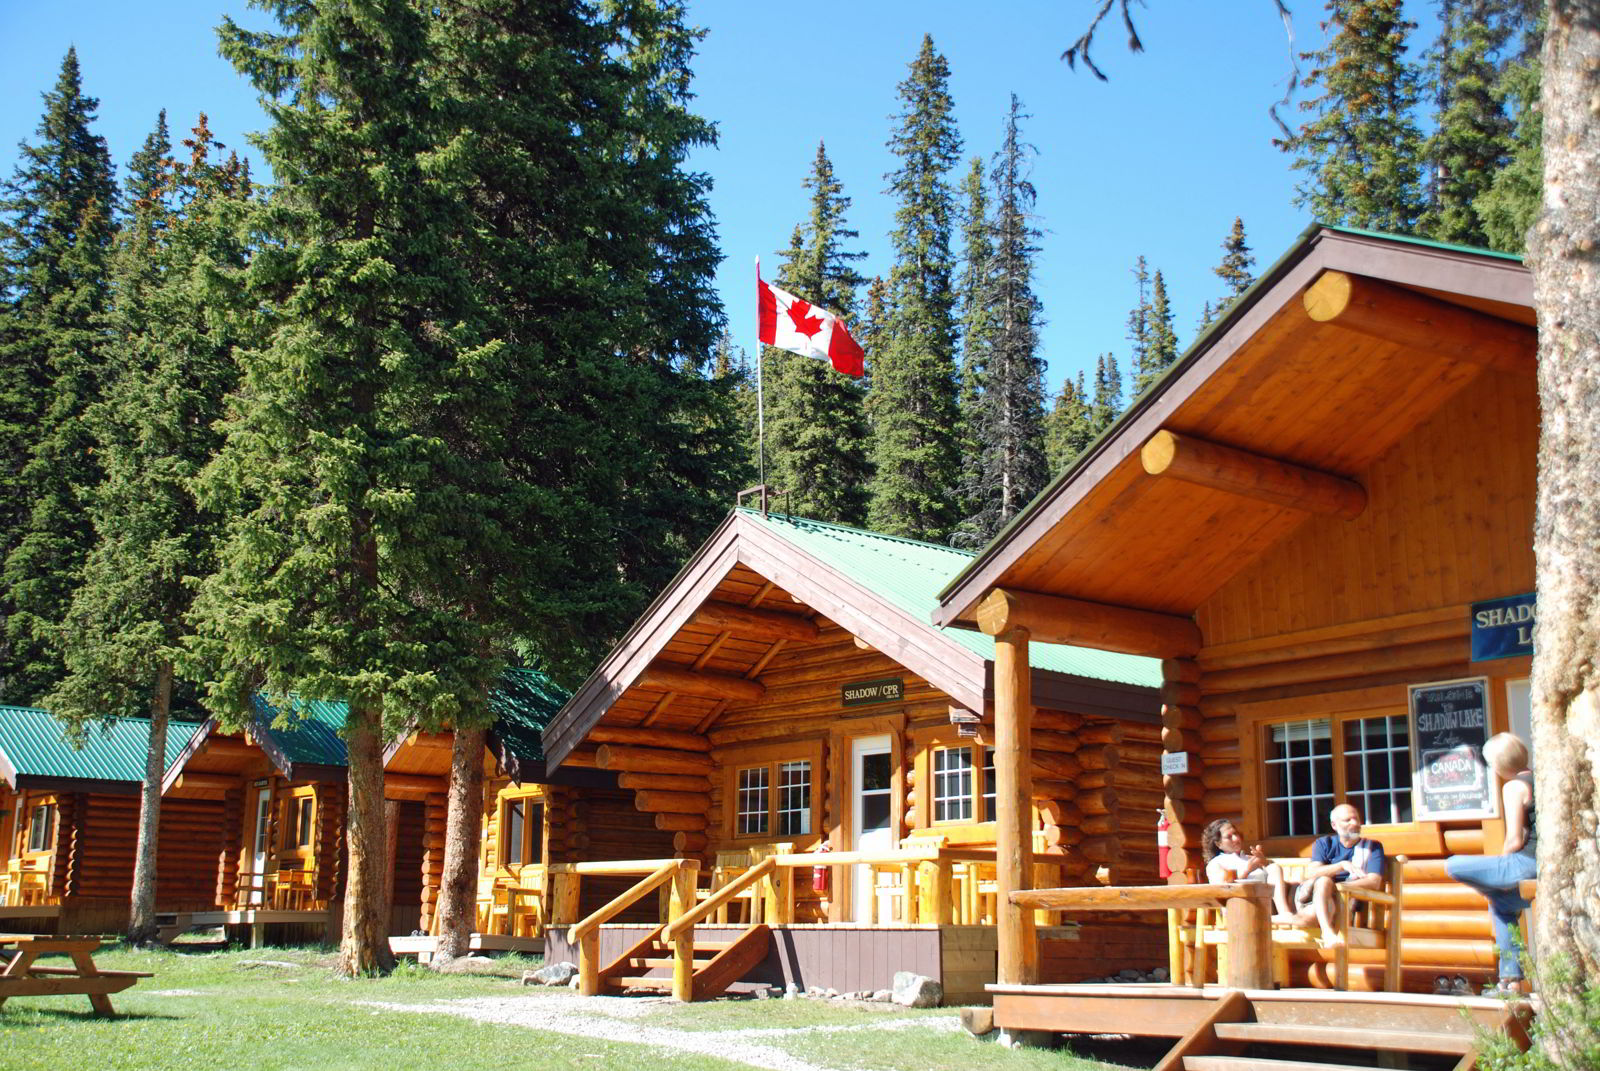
[270,863,316,910]
[1175,854,1407,991]
[703,850,755,924]
[14,857,51,906]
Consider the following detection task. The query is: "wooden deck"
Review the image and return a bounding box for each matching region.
[987,983,1532,1071]
[389,932,544,963]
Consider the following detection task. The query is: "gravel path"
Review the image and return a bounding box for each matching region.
[362,992,962,1071]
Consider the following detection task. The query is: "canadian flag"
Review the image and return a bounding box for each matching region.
[757,276,866,377]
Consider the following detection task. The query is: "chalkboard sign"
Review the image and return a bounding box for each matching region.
[1408,676,1496,821]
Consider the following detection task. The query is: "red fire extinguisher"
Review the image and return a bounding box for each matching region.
[811,840,831,892]
[1156,810,1172,879]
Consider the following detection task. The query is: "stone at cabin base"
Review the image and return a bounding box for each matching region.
[891,970,943,1008]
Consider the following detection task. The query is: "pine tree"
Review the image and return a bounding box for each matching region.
[764,142,871,525]
[1136,269,1179,396]
[1125,256,1151,385]
[1474,4,1543,253]
[713,330,759,474]
[1044,372,1095,475]
[958,95,1047,545]
[47,114,252,945]
[1420,0,1516,246]
[0,49,116,705]
[1216,218,1255,303]
[868,35,964,542]
[1278,0,1426,233]
[1090,353,1124,435]
[955,155,995,503]
[859,275,890,395]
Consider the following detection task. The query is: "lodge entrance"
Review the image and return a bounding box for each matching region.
[850,735,893,921]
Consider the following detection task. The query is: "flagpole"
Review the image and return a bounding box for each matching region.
[755,255,767,511]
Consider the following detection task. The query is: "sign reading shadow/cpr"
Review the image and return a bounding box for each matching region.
[841,678,903,708]
[1409,676,1495,821]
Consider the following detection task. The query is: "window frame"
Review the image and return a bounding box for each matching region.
[723,740,823,844]
[1257,707,1417,842]
[914,731,997,832]
[26,800,56,854]
[498,789,546,870]
[281,787,317,854]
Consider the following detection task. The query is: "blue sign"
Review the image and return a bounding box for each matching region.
[1471,593,1535,661]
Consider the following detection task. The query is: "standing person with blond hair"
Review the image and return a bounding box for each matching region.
[1445,733,1537,994]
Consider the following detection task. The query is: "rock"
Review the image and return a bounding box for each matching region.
[568,975,580,989]
[997,1028,1056,1049]
[753,986,770,1000]
[807,985,826,998]
[238,959,300,970]
[960,1007,995,1036]
[532,961,578,986]
[825,988,838,999]
[1151,967,1170,982]
[783,982,800,1000]
[521,970,539,986]
[434,955,496,975]
[891,970,943,1008]
[872,989,892,1002]
[1118,969,1142,981]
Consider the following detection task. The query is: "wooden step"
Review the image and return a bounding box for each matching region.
[692,924,771,1002]
[1185,1057,1386,1071]
[1211,1022,1472,1055]
[605,975,672,989]
[1248,991,1514,1035]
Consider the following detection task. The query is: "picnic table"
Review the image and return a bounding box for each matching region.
[0,935,151,1016]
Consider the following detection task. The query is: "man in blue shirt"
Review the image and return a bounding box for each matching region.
[1291,803,1385,946]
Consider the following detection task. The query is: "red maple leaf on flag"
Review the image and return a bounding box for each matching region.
[786,299,825,338]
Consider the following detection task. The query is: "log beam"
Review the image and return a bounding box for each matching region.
[692,600,819,643]
[1140,429,1367,520]
[993,627,1036,986]
[587,726,712,752]
[636,663,765,702]
[976,587,1200,659]
[1302,269,1537,375]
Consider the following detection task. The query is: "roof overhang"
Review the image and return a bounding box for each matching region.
[14,775,141,796]
[934,227,1534,629]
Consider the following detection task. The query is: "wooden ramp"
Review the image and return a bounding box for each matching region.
[989,985,1532,1071]
[389,933,544,963]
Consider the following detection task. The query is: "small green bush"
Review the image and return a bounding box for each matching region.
[1479,958,1600,1071]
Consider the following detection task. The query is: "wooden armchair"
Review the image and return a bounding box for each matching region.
[703,850,756,924]
[1172,854,1406,991]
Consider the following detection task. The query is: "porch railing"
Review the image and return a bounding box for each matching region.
[556,858,701,999]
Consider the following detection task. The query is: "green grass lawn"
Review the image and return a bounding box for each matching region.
[1,945,1128,1071]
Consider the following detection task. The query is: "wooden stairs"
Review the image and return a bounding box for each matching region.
[598,923,771,1001]
[1163,988,1533,1071]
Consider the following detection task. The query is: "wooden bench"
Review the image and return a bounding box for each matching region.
[0,935,151,1017]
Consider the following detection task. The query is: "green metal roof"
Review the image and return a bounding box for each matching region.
[1321,223,1524,263]
[488,668,570,763]
[740,510,1161,689]
[0,705,203,784]
[250,694,351,767]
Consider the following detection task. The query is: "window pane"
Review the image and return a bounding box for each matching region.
[861,752,892,792]
[526,803,545,863]
[28,805,52,852]
[1267,720,1334,836]
[737,767,769,836]
[1342,714,1412,826]
[297,798,315,847]
[505,799,525,865]
[778,761,811,835]
[862,792,891,832]
[933,748,974,823]
[982,748,997,823]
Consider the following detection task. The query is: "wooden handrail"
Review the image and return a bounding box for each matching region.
[568,859,692,944]
[664,857,776,940]
[548,858,692,877]
[1010,883,1275,911]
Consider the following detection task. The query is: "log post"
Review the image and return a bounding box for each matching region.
[669,865,696,1002]
[1161,658,1205,880]
[994,626,1037,985]
[1222,889,1273,989]
[579,930,600,996]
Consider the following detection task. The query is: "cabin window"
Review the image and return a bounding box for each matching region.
[501,797,544,866]
[777,761,811,835]
[26,803,54,853]
[284,795,315,849]
[933,748,974,822]
[982,747,997,823]
[1264,714,1414,836]
[1341,715,1413,825]
[737,766,770,836]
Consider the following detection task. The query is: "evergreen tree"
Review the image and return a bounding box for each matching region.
[868,35,963,542]
[764,142,871,525]
[1420,0,1516,246]
[1278,0,1426,233]
[1090,353,1123,435]
[955,155,994,493]
[0,49,116,704]
[858,275,890,395]
[713,330,759,474]
[1044,372,1095,475]
[1475,33,1542,251]
[958,95,1047,545]
[1215,217,1255,304]
[47,115,251,945]
[1125,255,1151,384]
[1136,269,1178,395]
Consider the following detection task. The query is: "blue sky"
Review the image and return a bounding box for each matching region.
[2,2,1440,399]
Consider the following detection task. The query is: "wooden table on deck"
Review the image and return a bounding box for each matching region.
[1011,883,1276,989]
[0,935,151,1016]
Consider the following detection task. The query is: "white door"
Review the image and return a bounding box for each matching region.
[851,736,893,922]
[250,782,271,906]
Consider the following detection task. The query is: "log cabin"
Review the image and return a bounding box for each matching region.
[0,704,219,935]
[384,667,671,960]
[932,226,1540,1002]
[538,509,1164,1000]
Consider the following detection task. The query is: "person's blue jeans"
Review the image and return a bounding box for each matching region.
[1446,849,1537,980]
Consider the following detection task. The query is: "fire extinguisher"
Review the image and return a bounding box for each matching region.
[811,840,831,893]
[1156,810,1172,879]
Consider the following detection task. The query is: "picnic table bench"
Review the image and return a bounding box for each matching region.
[0,935,151,1016]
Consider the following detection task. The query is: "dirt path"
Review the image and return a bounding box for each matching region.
[363,992,961,1071]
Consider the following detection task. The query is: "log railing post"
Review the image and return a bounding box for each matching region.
[578,931,599,995]
[994,626,1037,985]
[669,866,696,1002]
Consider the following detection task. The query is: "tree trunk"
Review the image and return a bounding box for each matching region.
[127,661,173,946]
[431,722,488,965]
[338,702,394,975]
[1528,0,1600,1009]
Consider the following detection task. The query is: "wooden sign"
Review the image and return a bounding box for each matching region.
[1409,677,1496,821]
[1471,593,1535,661]
[841,677,903,707]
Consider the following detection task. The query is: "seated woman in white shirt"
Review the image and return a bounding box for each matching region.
[1201,817,1295,920]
